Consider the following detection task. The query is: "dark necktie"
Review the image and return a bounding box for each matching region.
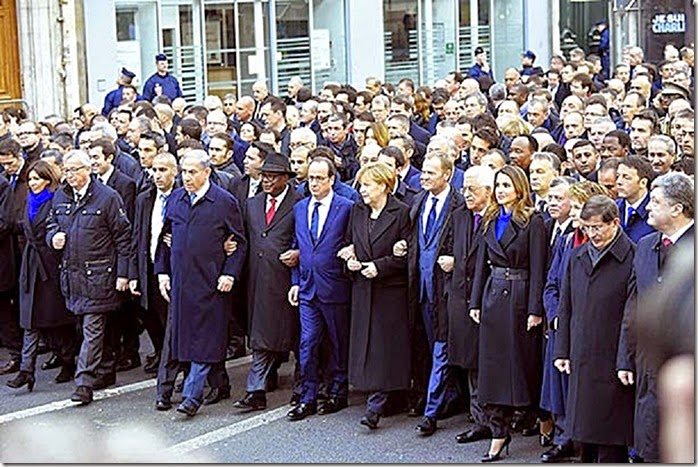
[9,174,17,190]
[625,206,635,227]
[473,213,482,233]
[75,192,82,204]
[266,197,277,225]
[551,225,562,246]
[425,196,438,238]
[310,201,321,241]
[160,193,169,222]
[537,198,547,213]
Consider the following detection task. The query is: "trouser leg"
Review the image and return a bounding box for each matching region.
[75,313,107,388]
[424,341,450,419]
[485,404,515,438]
[182,362,211,406]
[246,349,279,393]
[156,308,180,399]
[19,329,40,374]
[298,299,324,404]
[320,302,349,399]
[468,369,490,430]
[367,391,389,415]
[206,361,229,389]
[0,289,21,359]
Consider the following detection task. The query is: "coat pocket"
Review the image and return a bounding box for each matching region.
[84,259,115,298]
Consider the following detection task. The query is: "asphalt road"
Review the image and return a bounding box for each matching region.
[0,346,547,463]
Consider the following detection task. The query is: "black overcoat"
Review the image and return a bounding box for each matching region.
[616,226,694,460]
[470,211,547,406]
[129,185,156,309]
[347,196,411,391]
[244,187,303,352]
[446,207,482,369]
[554,230,635,446]
[155,183,247,363]
[18,199,73,329]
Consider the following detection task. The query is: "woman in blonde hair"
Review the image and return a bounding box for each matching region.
[469,165,547,462]
[338,162,410,430]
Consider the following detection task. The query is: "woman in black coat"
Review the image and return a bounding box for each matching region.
[338,162,411,430]
[7,161,75,392]
[469,165,547,462]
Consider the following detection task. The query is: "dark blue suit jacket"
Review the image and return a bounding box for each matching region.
[409,121,431,147]
[292,193,352,304]
[617,194,655,243]
[403,165,422,191]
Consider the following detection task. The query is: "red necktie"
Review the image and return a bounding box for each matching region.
[266,197,277,225]
[662,237,672,248]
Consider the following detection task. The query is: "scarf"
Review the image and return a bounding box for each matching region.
[572,228,588,248]
[27,188,54,223]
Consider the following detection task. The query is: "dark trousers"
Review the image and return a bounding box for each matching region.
[298,298,349,404]
[75,313,108,387]
[20,324,75,374]
[484,403,516,438]
[0,289,22,359]
[367,391,390,415]
[141,264,167,354]
[95,310,118,377]
[113,298,141,360]
[207,361,229,389]
[156,305,184,399]
[467,369,489,430]
[581,443,628,463]
[409,317,431,408]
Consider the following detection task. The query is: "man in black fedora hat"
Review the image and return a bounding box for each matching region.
[232,152,305,411]
[102,67,140,116]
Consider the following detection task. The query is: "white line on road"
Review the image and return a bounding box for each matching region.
[169,405,289,457]
[0,355,253,425]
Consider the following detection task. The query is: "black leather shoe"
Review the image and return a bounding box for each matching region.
[176,398,200,417]
[360,411,380,430]
[0,358,20,375]
[407,397,426,417]
[41,353,63,371]
[116,356,141,372]
[71,385,93,405]
[289,393,301,406]
[54,364,75,384]
[6,371,35,392]
[456,427,492,444]
[287,403,317,421]
[416,416,437,436]
[541,442,575,463]
[93,373,116,390]
[203,386,231,406]
[143,353,161,374]
[318,397,348,415]
[232,392,267,411]
[155,397,173,411]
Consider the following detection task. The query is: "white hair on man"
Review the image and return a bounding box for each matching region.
[464,164,495,189]
[64,149,92,167]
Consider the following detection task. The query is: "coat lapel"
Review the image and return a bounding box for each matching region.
[314,196,339,248]
[266,189,295,230]
[498,218,519,251]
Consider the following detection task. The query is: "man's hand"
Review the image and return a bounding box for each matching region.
[337,244,356,262]
[554,359,571,374]
[437,255,454,273]
[393,239,408,257]
[618,370,635,386]
[469,309,481,324]
[129,279,141,296]
[158,274,171,303]
[223,235,237,256]
[116,277,129,292]
[163,233,172,248]
[360,262,378,279]
[279,249,300,268]
[52,232,66,250]
[217,275,234,292]
[288,285,300,307]
[527,314,543,331]
[347,259,362,272]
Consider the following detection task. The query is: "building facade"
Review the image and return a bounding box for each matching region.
[1,0,695,120]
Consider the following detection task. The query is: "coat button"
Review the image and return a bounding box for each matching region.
[66,210,71,214]
[258,252,263,257]
[261,232,267,238]
[502,289,509,296]
[96,210,101,214]
[87,270,92,275]
[82,210,87,214]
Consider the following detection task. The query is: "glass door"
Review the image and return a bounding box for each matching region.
[457,0,491,73]
[237,0,270,96]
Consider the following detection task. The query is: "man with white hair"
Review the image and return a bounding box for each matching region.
[252,80,270,120]
[286,76,303,107]
[203,95,223,113]
[47,149,133,405]
[155,150,247,417]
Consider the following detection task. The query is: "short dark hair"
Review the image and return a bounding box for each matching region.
[392,95,414,113]
[619,155,654,185]
[541,143,567,162]
[379,145,406,167]
[250,141,275,160]
[516,134,539,153]
[0,138,21,157]
[49,132,75,150]
[632,109,660,134]
[308,155,337,178]
[90,138,116,161]
[209,132,234,151]
[177,139,204,151]
[264,97,287,115]
[604,129,631,149]
[178,119,203,141]
[580,194,620,222]
[473,128,499,149]
[599,157,622,172]
[572,139,597,153]
[140,130,166,150]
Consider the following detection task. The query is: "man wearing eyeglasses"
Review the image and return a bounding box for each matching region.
[16,121,44,164]
[47,149,132,406]
[553,194,635,463]
[0,138,29,375]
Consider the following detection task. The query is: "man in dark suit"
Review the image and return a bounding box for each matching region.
[155,150,247,417]
[449,165,494,444]
[544,177,576,268]
[378,146,418,206]
[287,156,353,421]
[617,172,694,462]
[0,138,29,374]
[231,141,274,212]
[616,156,656,243]
[129,153,178,392]
[399,151,465,436]
[232,153,303,411]
[89,138,139,383]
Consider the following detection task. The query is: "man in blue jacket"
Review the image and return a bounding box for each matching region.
[142,54,184,102]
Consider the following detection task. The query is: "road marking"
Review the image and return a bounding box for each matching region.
[0,356,253,425]
[169,405,289,456]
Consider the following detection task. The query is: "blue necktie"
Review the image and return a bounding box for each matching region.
[625,206,635,227]
[425,196,438,239]
[189,192,196,206]
[9,174,17,190]
[310,201,321,241]
[160,193,169,221]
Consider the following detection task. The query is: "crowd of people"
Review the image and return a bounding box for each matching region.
[0,41,694,463]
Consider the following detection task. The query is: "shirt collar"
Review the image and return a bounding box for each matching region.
[75,179,91,198]
[555,217,573,233]
[101,165,115,184]
[429,184,451,203]
[628,192,647,211]
[268,185,289,204]
[666,220,694,244]
[311,189,334,207]
[192,180,211,201]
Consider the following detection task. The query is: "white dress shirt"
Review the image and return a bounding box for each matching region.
[248,177,261,198]
[74,179,91,202]
[307,190,334,239]
[100,165,115,186]
[151,188,172,262]
[421,185,451,235]
[266,186,289,213]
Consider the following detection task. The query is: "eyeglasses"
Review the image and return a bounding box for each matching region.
[307,175,329,182]
[17,131,39,136]
[581,222,610,234]
[289,141,313,149]
[64,165,88,174]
